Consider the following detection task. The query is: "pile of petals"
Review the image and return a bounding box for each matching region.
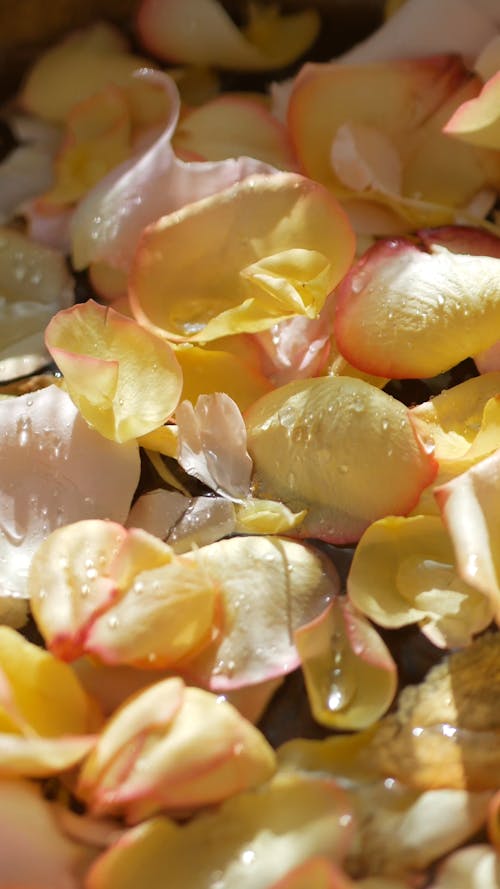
[0,0,499,885]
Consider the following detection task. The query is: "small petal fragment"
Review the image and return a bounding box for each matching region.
[296,598,397,729]
[130,171,355,342]
[45,300,183,442]
[176,394,252,499]
[87,773,353,889]
[78,677,276,821]
[136,0,320,71]
[126,489,236,553]
[246,376,436,543]
[334,238,500,379]
[348,515,494,648]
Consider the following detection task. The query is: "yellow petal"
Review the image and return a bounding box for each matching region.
[431,845,500,889]
[130,172,355,342]
[45,299,183,442]
[444,72,500,151]
[78,677,276,821]
[175,338,272,412]
[246,376,436,543]
[235,498,307,534]
[348,514,493,647]
[87,773,353,889]
[295,598,397,730]
[137,0,319,71]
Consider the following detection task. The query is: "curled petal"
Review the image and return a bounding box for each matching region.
[0,386,139,600]
[130,171,355,342]
[295,598,397,730]
[436,449,500,619]
[45,300,183,442]
[70,69,277,272]
[136,0,320,71]
[334,238,500,378]
[235,498,306,535]
[444,71,500,150]
[176,394,252,499]
[77,677,276,821]
[245,376,437,543]
[348,514,494,649]
[86,773,353,889]
[0,225,73,383]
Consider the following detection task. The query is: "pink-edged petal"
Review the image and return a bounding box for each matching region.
[417,224,500,256]
[245,376,437,544]
[266,857,355,889]
[86,773,353,889]
[136,0,319,71]
[444,71,500,150]
[0,386,139,600]
[176,394,252,499]
[173,94,296,169]
[296,597,397,730]
[126,489,236,551]
[0,733,97,778]
[129,171,355,343]
[436,450,500,619]
[70,69,277,272]
[429,844,500,888]
[45,300,183,442]
[338,0,499,65]
[0,225,74,382]
[77,677,276,821]
[181,535,339,691]
[23,198,74,253]
[334,238,500,379]
[0,778,91,888]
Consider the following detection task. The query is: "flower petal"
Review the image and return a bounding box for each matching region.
[348,514,494,648]
[0,386,139,600]
[295,598,397,730]
[429,844,500,889]
[444,71,500,150]
[126,489,236,553]
[136,0,319,71]
[45,300,183,442]
[77,677,276,821]
[130,171,355,342]
[245,376,437,543]
[70,69,277,272]
[0,225,73,382]
[176,394,252,499]
[334,238,500,378]
[87,772,353,889]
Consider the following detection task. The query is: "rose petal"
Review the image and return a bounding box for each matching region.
[77,677,276,821]
[0,225,73,382]
[130,171,355,342]
[136,0,320,70]
[334,238,500,379]
[0,386,140,600]
[176,394,252,499]
[175,338,272,412]
[45,300,183,442]
[87,772,353,889]
[126,489,236,552]
[296,597,397,730]
[429,844,500,889]
[348,514,494,649]
[173,94,297,169]
[245,376,437,543]
[444,71,500,150]
[70,69,277,272]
